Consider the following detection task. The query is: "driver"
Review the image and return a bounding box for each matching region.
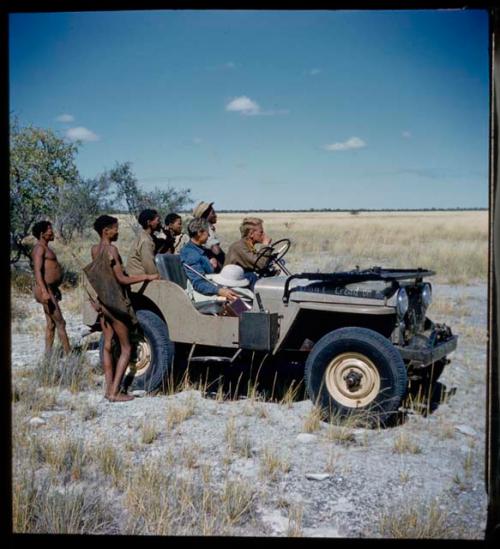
[224,217,277,289]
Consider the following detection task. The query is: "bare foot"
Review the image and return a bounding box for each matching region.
[106,393,135,402]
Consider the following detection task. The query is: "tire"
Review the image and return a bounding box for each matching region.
[305,327,408,426]
[99,309,174,393]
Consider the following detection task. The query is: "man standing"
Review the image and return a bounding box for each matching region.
[192,201,225,272]
[126,209,161,291]
[224,217,275,289]
[31,220,71,355]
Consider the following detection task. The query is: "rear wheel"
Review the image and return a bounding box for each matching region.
[99,309,174,393]
[305,327,408,426]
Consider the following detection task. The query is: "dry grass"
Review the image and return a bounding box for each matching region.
[279,380,303,408]
[13,381,58,414]
[93,444,124,488]
[12,474,116,534]
[377,501,460,539]
[259,447,291,481]
[123,457,256,535]
[325,422,357,445]
[34,347,96,394]
[302,406,323,433]
[392,432,423,455]
[430,296,471,318]
[141,420,160,444]
[215,211,487,285]
[225,416,253,458]
[286,504,304,537]
[165,396,197,430]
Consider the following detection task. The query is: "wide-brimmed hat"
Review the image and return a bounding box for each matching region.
[211,264,249,288]
[192,201,214,219]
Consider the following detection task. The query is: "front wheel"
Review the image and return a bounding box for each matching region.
[305,327,408,426]
[99,309,174,393]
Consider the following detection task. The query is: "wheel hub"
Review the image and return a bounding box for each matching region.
[125,338,152,378]
[325,352,381,408]
[343,370,363,391]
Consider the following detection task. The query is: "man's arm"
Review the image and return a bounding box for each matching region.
[32,246,50,303]
[110,246,159,286]
[230,242,271,271]
[139,239,159,275]
[183,260,219,295]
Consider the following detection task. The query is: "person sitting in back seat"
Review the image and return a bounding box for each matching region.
[180,218,239,302]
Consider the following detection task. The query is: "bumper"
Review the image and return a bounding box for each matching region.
[397,334,458,365]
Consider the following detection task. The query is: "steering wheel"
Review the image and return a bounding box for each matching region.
[252,238,291,275]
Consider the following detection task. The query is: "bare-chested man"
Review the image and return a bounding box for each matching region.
[31,220,71,355]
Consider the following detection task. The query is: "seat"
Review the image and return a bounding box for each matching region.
[155,253,224,315]
[155,253,188,289]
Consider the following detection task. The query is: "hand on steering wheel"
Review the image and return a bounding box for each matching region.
[252,238,291,275]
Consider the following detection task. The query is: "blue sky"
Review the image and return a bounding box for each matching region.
[9,10,489,210]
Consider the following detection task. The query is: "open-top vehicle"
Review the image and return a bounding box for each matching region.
[82,239,457,425]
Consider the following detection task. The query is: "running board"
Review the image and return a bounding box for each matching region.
[189,356,232,363]
[188,349,242,365]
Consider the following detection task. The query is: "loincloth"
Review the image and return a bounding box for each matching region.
[48,284,62,302]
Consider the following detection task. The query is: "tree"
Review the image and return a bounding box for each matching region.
[54,175,109,243]
[10,119,79,263]
[105,161,192,218]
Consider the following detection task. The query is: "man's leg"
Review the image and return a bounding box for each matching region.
[100,315,115,398]
[107,317,134,402]
[47,292,71,355]
[42,310,56,355]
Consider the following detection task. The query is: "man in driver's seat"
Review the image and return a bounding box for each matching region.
[224,217,277,289]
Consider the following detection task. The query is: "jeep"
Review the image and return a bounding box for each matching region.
[82,238,458,425]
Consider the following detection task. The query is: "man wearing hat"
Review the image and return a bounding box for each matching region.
[192,200,225,273]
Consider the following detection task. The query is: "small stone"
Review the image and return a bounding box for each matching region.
[29,417,46,427]
[131,390,147,398]
[296,433,317,443]
[306,473,330,481]
[455,425,477,438]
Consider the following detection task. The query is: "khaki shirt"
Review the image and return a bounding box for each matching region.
[224,238,271,272]
[126,229,158,291]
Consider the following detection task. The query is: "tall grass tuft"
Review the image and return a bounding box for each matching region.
[377,501,459,539]
[34,347,96,393]
[12,474,116,534]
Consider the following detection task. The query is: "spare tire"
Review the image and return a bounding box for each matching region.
[99,309,174,393]
[305,327,408,426]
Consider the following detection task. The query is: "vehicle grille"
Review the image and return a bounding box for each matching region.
[404,286,427,339]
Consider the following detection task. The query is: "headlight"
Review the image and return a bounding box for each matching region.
[422,283,432,308]
[397,288,409,317]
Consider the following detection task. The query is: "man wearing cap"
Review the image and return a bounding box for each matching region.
[126,209,161,291]
[192,201,225,273]
[224,217,276,289]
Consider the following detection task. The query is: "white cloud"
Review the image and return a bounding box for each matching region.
[226,96,261,116]
[323,137,366,152]
[65,126,99,142]
[192,137,203,145]
[309,68,322,76]
[225,96,289,117]
[402,130,412,139]
[56,113,75,123]
[224,62,236,69]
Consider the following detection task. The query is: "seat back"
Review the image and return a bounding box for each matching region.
[155,254,188,289]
